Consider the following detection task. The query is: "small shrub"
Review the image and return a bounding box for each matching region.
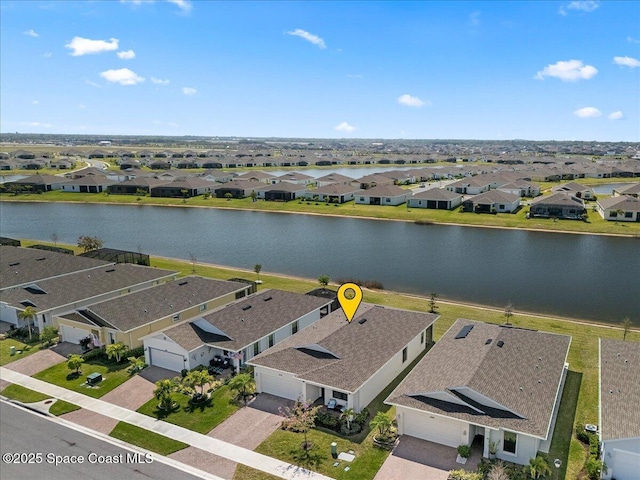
[457,444,471,458]
[82,346,106,361]
[340,422,362,436]
[585,457,604,480]
[448,470,482,480]
[354,408,370,426]
[180,369,188,378]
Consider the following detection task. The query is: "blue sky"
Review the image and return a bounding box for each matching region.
[1,0,639,141]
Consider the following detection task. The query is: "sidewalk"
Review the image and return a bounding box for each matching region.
[0,367,333,480]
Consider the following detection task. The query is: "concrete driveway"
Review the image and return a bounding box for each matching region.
[169,393,293,480]
[101,374,155,410]
[374,436,481,480]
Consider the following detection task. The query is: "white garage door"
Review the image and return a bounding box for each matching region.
[149,348,185,372]
[612,449,640,480]
[403,410,466,448]
[259,371,302,401]
[60,325,91,344]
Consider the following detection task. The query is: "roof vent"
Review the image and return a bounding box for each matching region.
[9,262,20,266]
[497,340,505,348]
[263,296,273,301]
[485,338,492,345]
[20,300,37,308]
[36,257,46,261]
[106,268,116,272]
[455,324,474,339]
[242,305,252,311]
[24,284,47,295]
[358,318,367,325]
[178,281,188,286]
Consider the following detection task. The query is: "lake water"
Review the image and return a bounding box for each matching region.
[1,201,638,323]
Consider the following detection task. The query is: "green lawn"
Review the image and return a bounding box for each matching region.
[109,422,188,456]
[3,182,639,235]
[0,338,42,366]
[33,360,133,398]
[0,384,80,416]
[136,385,239,434]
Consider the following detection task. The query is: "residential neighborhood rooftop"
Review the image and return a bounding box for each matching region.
[599,338,640,441]
[159,289,333,352]
[386,319,571,438]
[249,303,438,393]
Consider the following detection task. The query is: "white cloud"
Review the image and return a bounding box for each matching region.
[535,59,598,81]
[166,0,192,12]
[468,11,481,27]
[100,68,145,85]
[151,77,170,85]
[23,29,39,38]
[559,1,599,16]
[286,29,326,49]
[66,36,119,56]
[117,50,136,60]
[608,111,624,120]
[573,107,601,118]
[398,94,429,108]
[627,36,640,44]
[613,56,640,68]
[335,121,356,133]
[182,87,197,95]
[43,52,53,58]
[85,79,102,88]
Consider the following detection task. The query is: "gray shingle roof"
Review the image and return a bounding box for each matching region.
[599,338,640,441]
[464,190,520,204]
[0,264,176,312]
[0,246,111,290]
[81,276,248,332]
[530,192,584,207]
[411,188,463,201]
[598,195,640,212]
[313,184,362,195]
[249,304,438,393]
[162,289,332,352]
[386,319,571,438]
[358,184,407,197]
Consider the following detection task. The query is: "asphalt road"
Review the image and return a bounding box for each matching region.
[0,400,210,480]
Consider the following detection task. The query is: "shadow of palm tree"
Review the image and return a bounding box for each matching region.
[153,403,180,419]
[184,396,213,413]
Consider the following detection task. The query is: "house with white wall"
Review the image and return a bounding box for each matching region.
[597,196,640,222]
[141,289,333,373]
[249,304,437,413]
[355,185,408,206]
[599,338,640,480]
[386,319,571,466]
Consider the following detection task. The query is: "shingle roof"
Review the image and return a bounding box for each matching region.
[249,304,438,393]
[161,289,332,352]
[81,276,248,332]
[0,264,176,312]
[599,338,640,441]
[614,183,640,195]
[0,246,111,290]
[411,188,463,201]
[315,173,355,184]
[358,184,407,197]
[597,195,640,212]
[531,193,584,207]
[313,184,362,195]
[386,319,571,438]
[464,190,520,204]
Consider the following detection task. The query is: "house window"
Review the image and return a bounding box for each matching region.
[499,204,505,209]
[332,390,348,401]
[235,290,246,300]
[253,342,260,356]
[609,211,617,218]
[199,303,207,312]
[172,314,181,322]
[503,431,517,454]
[291,321,299,335]
[420,332,424,344]
[359,197,365,201]
[268,334,274,348]
[402,347,408,363]
[108,331,116,344]
[320,305,329,318]
[625,212,632,218]
[385,198,391,203]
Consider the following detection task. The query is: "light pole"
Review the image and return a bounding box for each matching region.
[554,458,562,480]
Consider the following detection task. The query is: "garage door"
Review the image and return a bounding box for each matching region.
[612,449,640,480]
[149,348,185,372]
[402,410,466,448]
[259,371,302,401]
[60,325,91,344]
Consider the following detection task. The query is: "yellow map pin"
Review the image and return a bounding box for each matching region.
[337,283,363,323]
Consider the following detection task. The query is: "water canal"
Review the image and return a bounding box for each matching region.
[1,201,638,323]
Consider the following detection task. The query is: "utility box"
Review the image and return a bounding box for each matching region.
[87,372,102,385]
[331,442,338,458]
[9,346,16,356]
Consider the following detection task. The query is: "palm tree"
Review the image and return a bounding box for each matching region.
[182,369,215,401]
[369,411,392,438]
[318,274,330,288]
[527,455,552,479]
[154,379,177,411]
[106,342,127,363]
[18,306,37,341]
[254,264,262,281]
[340,407,355,430]
[228,373,256,404]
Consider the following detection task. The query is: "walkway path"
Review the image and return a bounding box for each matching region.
[0,367,332,480]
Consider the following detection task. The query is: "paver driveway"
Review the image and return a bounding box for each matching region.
[4,348,65,376]
[374,436,482,480]
[169,393,293,480]
[101,374,155,410]
[60,409,120,435]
